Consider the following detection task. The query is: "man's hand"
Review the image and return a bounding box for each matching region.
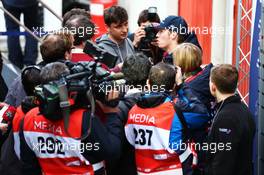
[117,62,123,69]
[97,90,120,113]
[133,26,146,48]
[0,123,8,133]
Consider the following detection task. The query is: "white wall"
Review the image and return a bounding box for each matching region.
[119,0,178,33]
[211,0,234,64]
[43,0,62,32]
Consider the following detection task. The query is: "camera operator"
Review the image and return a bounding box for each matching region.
[4,32,73,107]
[156,15,202,64]
[107,53,152,175]
[15,62,123,175]
[129,8,164,64]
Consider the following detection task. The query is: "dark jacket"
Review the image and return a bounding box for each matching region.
[106,90,142,175]
[0,130,23,175]
[185,63,214,111]
[0,76,8,101]
[205,95,256,175]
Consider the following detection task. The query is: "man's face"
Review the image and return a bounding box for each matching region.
[140,21,151,27]
[156,29,172,50]
[108,21,128,42]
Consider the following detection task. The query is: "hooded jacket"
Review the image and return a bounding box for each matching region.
[96,34,135,65]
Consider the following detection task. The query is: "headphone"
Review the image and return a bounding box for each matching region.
[21,65,41,78]
[21,65,42,94]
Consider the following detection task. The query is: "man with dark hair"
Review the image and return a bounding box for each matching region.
[62,8,91,26]
[64,15,95,62]
[0,51,8,101]
[15,62,123,175]
[39,62,69,84]
[96,6,135,69]
[156,16,201,64]
[125,63,210,175]
[107,53,152,175]
[137,9,160,27]
[21,66,41,96]
[122,53,152,87]
[129,9,163,64]
[205,64,256,175]
[129,9,160,45]
[4,32,72,107]
[65,15,95,46]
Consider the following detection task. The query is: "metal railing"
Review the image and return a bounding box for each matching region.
[235,0,253,106]
[0,0,63,42]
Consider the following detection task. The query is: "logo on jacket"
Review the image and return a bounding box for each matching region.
[129,113,156,125]
[219,128,232,134]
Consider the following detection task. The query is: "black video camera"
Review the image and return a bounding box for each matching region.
[34,61,125,120]
[140,7,159,50]
[83,40,118,68]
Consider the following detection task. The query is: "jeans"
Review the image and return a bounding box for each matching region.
[3,2,39,69]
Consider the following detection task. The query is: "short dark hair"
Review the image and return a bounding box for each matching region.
[122,53,152,86]
[149,62,176,91]
[137,9,160,26]
[40,34,69,63]
[104,6,128,26]
[210,64,238,94]
[40,62,70,84]
[62,8,91,26]
[65,15,95,46]
[21,66,41,95]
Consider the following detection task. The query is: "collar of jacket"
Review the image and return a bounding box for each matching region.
[136,91,173,108]
[215,94,241,109]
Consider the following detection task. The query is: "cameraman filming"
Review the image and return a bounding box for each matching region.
[15,62,123,175]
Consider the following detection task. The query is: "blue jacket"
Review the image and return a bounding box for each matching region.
[184,63,215,111]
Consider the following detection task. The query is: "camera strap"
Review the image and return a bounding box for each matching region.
[58,83,94,140]
[58,83,72,138]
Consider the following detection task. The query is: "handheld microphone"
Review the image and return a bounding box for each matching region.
[0,103,16,125]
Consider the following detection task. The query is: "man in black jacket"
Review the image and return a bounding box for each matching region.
[106,52,152,175]
[205,64,256,175]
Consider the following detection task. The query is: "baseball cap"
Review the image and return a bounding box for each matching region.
[157,16,188,35]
